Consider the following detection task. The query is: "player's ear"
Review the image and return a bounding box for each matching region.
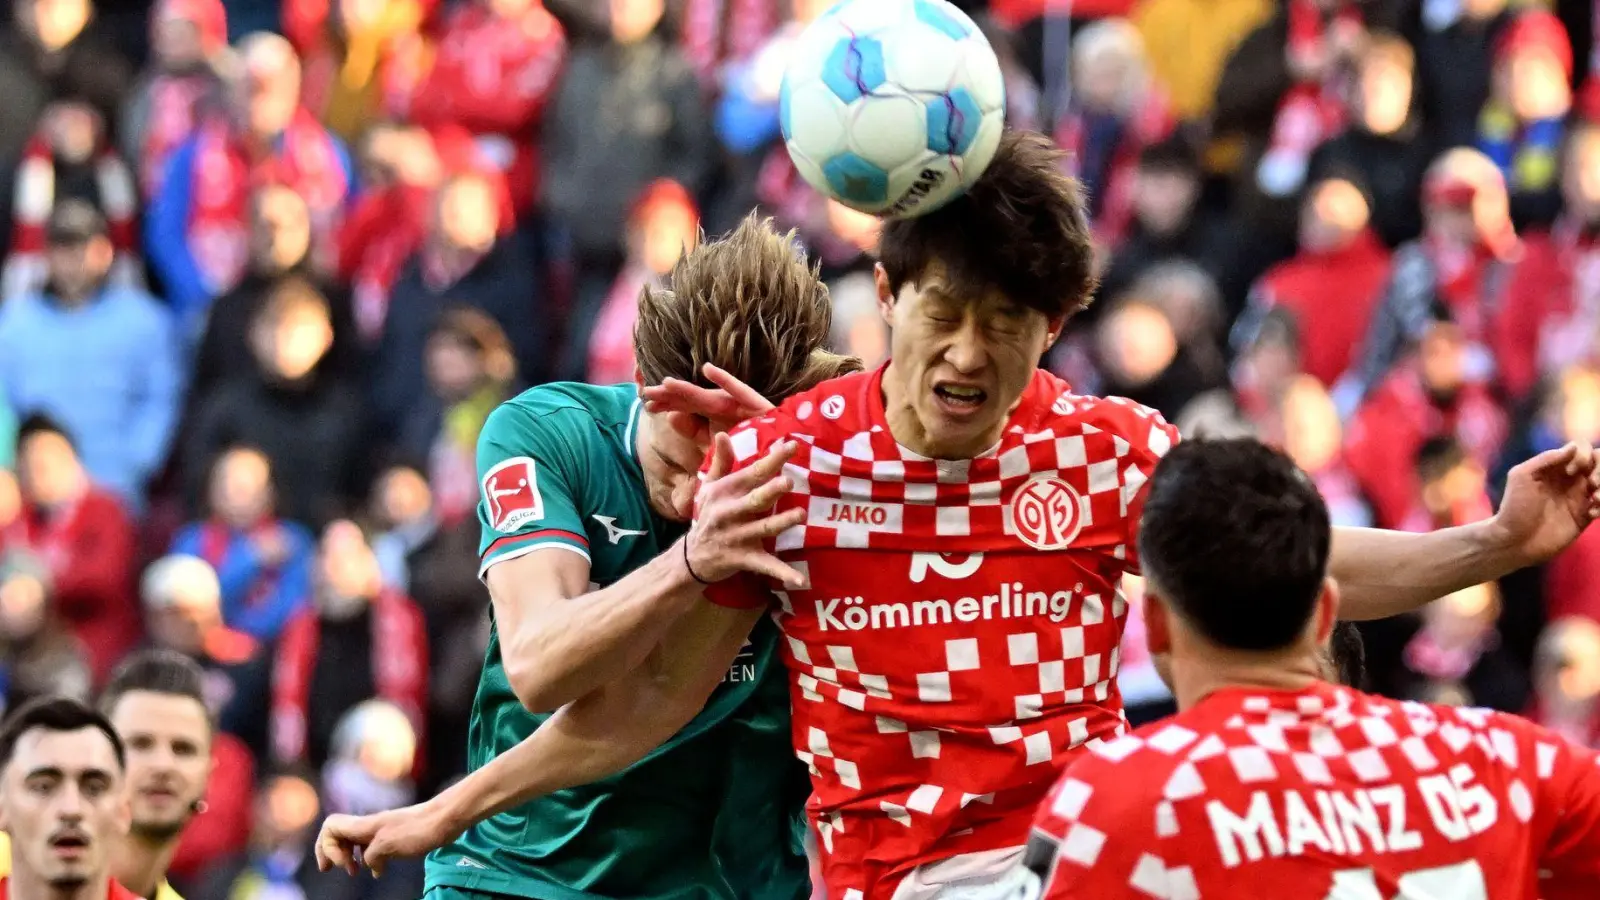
[1143,588,1172,657]
[1312,577,1340,646]
[1043,315,1066,351]
[875,263,896,325]
[633,367,645,389]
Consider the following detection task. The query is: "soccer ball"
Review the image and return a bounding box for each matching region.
[779,0,1006,219]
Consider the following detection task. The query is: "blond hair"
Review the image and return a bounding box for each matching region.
[633,213,863,399]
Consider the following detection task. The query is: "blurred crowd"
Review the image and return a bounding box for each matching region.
[2,0,1600,895]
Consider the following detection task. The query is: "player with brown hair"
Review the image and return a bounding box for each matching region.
[319,213,857,900]
[324,130,1600,899]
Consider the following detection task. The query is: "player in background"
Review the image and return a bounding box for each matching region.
[321,129,1600,900]
[320,214,859,900]
[0,698,137,900]
[1023,438,1600,899]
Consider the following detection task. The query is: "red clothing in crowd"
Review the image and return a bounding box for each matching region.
[1543,526,1600,622]
[0,490,139,684]
[168,732,255,881]
[1494,222,1600,401]
[405,1,566,213]
[282,0,440,57]
[1344,366,1508,529]
[337,183,432,342]
[1252,229,1392,386]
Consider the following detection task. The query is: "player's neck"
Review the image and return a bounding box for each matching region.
[1169,646,1325,712]
[879,363,1009,459]
[113,830,178,899]
[7,864,110,900]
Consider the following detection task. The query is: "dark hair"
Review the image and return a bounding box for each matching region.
[1415,435,1468,483]
[99,650,211,726]
[1326,622,1367,688]
[1139,438,1332,651]
[1136,135,1201,176]
[15,414,74,457]
[0,697,125,772]
[430,306,517,386]
[878,129,1098,322]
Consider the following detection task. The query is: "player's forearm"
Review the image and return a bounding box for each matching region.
[504,539,705,711]
[1328,523,1524,620]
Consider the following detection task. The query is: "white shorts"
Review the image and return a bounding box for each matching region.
[889,846,1030,900]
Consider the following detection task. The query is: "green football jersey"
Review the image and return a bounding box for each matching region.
[424,382,810,900]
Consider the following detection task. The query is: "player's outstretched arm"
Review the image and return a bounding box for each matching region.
[1330,441,1600,620]
[315,599,764,878]
[493,435,805,712]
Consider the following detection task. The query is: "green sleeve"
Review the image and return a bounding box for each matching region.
[476,401,594,577]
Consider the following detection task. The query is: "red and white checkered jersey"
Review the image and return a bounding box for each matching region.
[704,364,1178,899]
[1025,681,1600,899]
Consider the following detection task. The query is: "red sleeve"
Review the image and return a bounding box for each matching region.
[1342,403,1416,529]
[1492,250,1550,403]
[1090,398,1178,576]
[704,572,771,609]
[1031,750,1181,900]
[48,496,135,619]
[1521,717,1600,898]
[694,418,786,611]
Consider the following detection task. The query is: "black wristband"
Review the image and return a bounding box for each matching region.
[683,537,712,584]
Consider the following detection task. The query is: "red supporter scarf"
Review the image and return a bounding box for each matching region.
[140,73,215,198]
[270,590,428,773]
[1258,0,1359,196]
[8,496,87,579]
[9,134,138,293]
[188,109,347,294]
[197,519,288,614]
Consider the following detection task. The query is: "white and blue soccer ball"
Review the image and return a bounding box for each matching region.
[779,0,1006,219]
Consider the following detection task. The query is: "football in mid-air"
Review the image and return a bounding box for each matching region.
[780,0,1006,219]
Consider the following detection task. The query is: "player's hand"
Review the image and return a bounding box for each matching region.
[315,803,455,878]
[685,432,808,587]
[1489,441,1600,566]
[641,363,776,433]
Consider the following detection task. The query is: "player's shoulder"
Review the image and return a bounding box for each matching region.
[1044,379,1179,460]
[484,381,638,446]
[725,368,879,456]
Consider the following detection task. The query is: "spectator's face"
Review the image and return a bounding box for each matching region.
[251,301,333,381]
[1357,57,1411,135]
[237,40,302,138]
[1096,301,1176,388]
[637,409,711,522]
[1280,378,1342,472]
[376,467,431,528]
[316,521,380,614]
[1074,48,1137,115]
[249,186,312,273]
[46,236,113,298]
[338,0,388,30]
[486,0,533,17]
[633,202,698,276]
[1555,368,1600,442]
[1132,168,1198,236]
[209,448,273,527]
[255,775,318,849]
[18,0,89,51]
[434,176,498,253]
[0,727,128,890]
[1463,0,1506,19]
[1424,202,1479,248]
[1561,129,1600,216]
[1421,460,1487,522]
[1423,583,1496,645]
[147,604,210,655]
[1418,323,1466,395]
[17,432,84,509]
[1298,179,1369,252]
[0,572,48,640]
[609,0,663,44]
[108,692,212,839]
[0,469,19,530]
[424,332,486,401]
[153,12,204,69]
[41,102,98,165]
[1537,621,1600,704]
[1503,49,1571,122]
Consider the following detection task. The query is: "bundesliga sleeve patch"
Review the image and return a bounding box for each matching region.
[482,456,545,533]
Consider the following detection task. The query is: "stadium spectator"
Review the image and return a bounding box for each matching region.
[336,124,442,344]
[1519,366,1600,623]
[139,554,270,758]
[366,460,484,790]
[1400,435,1495,533]
[2,415,139,683]
[1308,32,1430,247]
[1345,318,1509,528]
[397,309,517,522]
[169,446,315,644]
[1416,0,1508,150]
[192,183,357,400]
[1529,616,1600,747]
[0,0,134,161]
[1232,174,1390,387]
[270,521,427,774]
[370,170,542,440]
[1277,374,1372,527]
[405,0,565,215]
[1093,287,1222,418]
[147,32,355,333]
[1495,122,1600,402]
[1478,10,1571,229]
[192,768,322,900]
[0,551,92,712]
[183,279,367,528]
[1131,0,1270,129]
[572,178,698,385]
[119,0,228,200]
[297,0,428,142]
[0,200,182,508]
[1398,581,1529,710]
[315,701,422,899]
[2,99,141,301]
[542,0,714,306]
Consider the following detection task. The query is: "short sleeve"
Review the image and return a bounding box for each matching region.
[476,403,592,578]
[1109,401,1180,576]
[1526,717,1600,898]
[1030,755,1180,900]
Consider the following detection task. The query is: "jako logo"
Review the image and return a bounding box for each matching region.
[1010,476,1084,551]
[824,503,888,526]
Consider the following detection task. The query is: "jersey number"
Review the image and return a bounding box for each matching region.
[1325,861,1487,900]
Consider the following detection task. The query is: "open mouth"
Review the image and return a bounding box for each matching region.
[49,833,89,856]
[933,383,988,411]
